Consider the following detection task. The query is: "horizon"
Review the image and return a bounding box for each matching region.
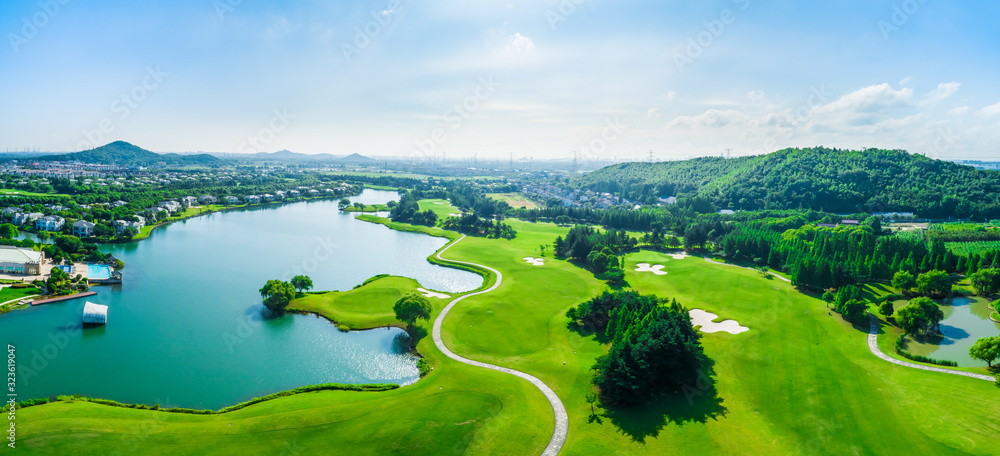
[2,1,999,161]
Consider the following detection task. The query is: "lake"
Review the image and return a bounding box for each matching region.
[903,296,1000,367]
[1,190,481,409]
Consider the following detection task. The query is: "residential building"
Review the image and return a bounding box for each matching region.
[12,212,42,226]
[289,190,301,197]
[35,215,65,231]
[159,201,182,213]
[72,220,96,238]
[224,196,240,205]
[113,219,145,234]
[245,195,261,204]
[181,196,198,207]
[199,195,217,204]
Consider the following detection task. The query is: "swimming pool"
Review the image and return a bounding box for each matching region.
[87,264,111,280]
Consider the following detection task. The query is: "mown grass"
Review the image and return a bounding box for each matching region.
[16,211,1000,455]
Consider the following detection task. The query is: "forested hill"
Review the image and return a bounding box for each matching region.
[577,148,1000,218]
[42,141,221,167]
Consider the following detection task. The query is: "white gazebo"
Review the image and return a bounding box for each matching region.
[82,302,108,325]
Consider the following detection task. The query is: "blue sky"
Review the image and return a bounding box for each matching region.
[1,0,998,161]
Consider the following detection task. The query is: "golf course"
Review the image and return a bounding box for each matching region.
[12,202,1000,455]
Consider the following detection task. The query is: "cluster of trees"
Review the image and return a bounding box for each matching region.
[577,147,1000,219]
[968,268,1000,296]
[566,291,706,405]
[890,270,953,297]
[896,297,945,336]
[554,225,636,283]
[388,191,438,226]
[822,285,868,323]
[45,267,88,296]
[258,275,312,312]
[441,214,516,239]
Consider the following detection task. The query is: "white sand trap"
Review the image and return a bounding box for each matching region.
[448,213,462,217]
[635,263,667,275]
[523,257,545,266]
[417,288,450,299]
[670,252,690,260]
[689,309,749,334]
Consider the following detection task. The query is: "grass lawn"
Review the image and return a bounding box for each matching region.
[0,189,70,198]
[290,276,452,329]
[486,193,538,210]
[418,198,461,221]
[16,213,1000,455]
[342,203,390,213]
[0,285,40,303]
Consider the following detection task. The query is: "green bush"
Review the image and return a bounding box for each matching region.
[895,335,958,367]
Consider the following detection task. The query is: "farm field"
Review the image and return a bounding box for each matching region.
[486,193,538,210]
[945,241,1000,256]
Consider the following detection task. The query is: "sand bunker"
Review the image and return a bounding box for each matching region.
[523,257,545,266]
[635,263,667,275]
[670,252,690,260]
[417,288,450,299]
[689,309,749,334]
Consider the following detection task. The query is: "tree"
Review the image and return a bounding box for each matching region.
[916,270,951,297]
[290,275,313,294]
[338,198,351,210]
[896,297,944,336]
[259,279,296,312]
[969,269,1000,297]
[55,235,83,254]
[121,226,139,240]
[878,301,895,319]
[891,270,916,293]
[393,292,432,330]
[0,223,18,239]
[968,336,1000,367]
[555,215,571,225]
[585,392,598,417]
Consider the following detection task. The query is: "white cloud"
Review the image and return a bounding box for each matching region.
[920,82,961,106]
[505,33,535,52]
[266,18,295,38]
[667,90,676,102]
[667,109,748,128]
[814,83,913,115]
[947,106,970,116]
[980,101,1000,116]
[745,90,765,103]
[646,108,661,119]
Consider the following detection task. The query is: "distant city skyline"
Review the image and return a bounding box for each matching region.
[2,0,998,160]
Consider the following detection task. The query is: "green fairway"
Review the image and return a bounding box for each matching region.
[0,285,40,304]
[15,214,1000,455]
[0,189,70,198]
[419,198,462,221]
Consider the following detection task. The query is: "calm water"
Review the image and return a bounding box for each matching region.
[906,296,1000,367]
[2,190,480,409]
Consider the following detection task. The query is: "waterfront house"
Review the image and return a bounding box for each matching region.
[289,190,301,197]
[199,195,217,204]
[72,220,96,238]
[1,207,20,216]
[275,191,286,199]
[245,195,261,204]
[113,219,145,234]
[159,201,182,213]
[12,212,43,226]
[308,189,319,196]
[224,196,240,205]
[181,196,198,207]
[262,194,274,202]
[36,215,65,231]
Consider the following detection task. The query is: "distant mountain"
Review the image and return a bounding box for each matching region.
[41,141,221,167]
[245,150,337,161]
[339,153,376,164]
[577,147,1000,218]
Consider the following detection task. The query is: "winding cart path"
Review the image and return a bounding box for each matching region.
[432,235,568,456]
[867,315,996,382]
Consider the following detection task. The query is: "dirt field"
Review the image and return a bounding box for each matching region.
[486,193,538,210]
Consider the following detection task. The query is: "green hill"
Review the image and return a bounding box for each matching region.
[577,147,1000,218]
[43,141,221,167]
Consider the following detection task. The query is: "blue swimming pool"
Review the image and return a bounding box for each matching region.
[87,264,111,280]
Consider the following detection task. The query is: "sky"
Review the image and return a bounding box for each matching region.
[1,0,999,162]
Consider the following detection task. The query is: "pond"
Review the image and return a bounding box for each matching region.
[902,296,1000,367]
[1,189,481,409]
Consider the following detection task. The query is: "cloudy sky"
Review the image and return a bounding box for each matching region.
[1,0,998,161]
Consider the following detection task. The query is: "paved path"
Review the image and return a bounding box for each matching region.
[867,315,996,382]
[702,256,792,283]
[433,235,568,456]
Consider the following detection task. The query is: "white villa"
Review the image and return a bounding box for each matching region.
[36,215,65,231]
[159,201,182,213]
[199,195,217,204]
[113,219,145,234]
[224,196,240,205]
[72,220,96,238]
[12,212,42,226]
[181,196,198,207]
